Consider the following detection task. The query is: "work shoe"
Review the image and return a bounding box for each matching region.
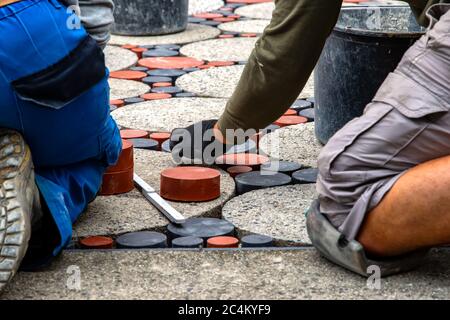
[0,129,39,293]
[306,200,429,277]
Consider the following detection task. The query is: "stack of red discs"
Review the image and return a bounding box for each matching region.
[100,139,134,195]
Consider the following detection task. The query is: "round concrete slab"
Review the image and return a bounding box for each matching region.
[176,65,243,98]
[259,123,323,168]
[235,2,275,19]
[109,24,221,46]
[176,65,314,99]
[222,184,317,246]
[104,45,138,72]
[189,0,224,15]
[112,98,226,132]
[180,38,257,62]
[109,78,150,100]
[218,19,269,34]
[74,150,235,238]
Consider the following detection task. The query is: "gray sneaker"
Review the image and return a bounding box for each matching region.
[306,199,429,277]
[0,129,38,293]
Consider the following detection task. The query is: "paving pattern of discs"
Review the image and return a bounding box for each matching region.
[77,0,393,250]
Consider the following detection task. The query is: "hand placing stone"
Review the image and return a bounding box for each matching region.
[170,119,228,165]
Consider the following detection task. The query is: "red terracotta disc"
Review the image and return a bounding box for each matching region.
[274,115,308,127]
[207,61,235,67]
[150,132,171,148]
[215,153,269,167]
[152,82,172,87]
[241,33,257,38]
[160,167,221,202]
[99,168,134,195]
[227,14,241,19]
[207,236,239,248]
[109,70,147,80]
[141,93,172,100]
[138,57,204,70]
[110,99,125,108]
[284,109,297,116]
[106,139,134,173]
[120,129,149,140]
[122,44,138,49]
[131,47,147,59]
[227,166,253,178]
[80,236,114,249]
[218,34,235,39]
[219,7,233,11]
[213,17,236,23]
[193,12,223,19]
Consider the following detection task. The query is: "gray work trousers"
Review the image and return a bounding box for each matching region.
[317,4,450,241]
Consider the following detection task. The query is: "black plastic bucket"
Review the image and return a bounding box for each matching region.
[315,6,425,144]
[112,0,189,36]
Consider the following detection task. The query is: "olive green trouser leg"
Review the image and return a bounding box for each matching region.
[217,0,342,135]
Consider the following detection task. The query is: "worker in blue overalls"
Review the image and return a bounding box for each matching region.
[0,0,120,292]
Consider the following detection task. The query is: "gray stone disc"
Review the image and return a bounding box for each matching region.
[116,231,168,249]
[235,171,292,195]
[168,218,235,240]
[222,184,317,246]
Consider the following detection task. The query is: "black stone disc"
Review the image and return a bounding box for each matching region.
[168,218,235,240]
[235,171,292,195]
[161,140,171,153]
[142,76,173,85]
[291,99,312,111]
[306,97,316,107]
[175,92,197,98]
[225,3,245,9]
[292,168,319,184]
[299,108,315,121]
[110,105,118,112]
[261,160,303,176]
[147,69,186,78]
[241,234,274,248]
[143,49,179,58]
[130,66,149,72]
[151,86,183,94]
[188,17,206,23]
[116,231,167,249]
[183,67,200,72]
[129,138,159,150]
[200,21,221,27]
[172,236,204,248]
[124,97,145,104]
